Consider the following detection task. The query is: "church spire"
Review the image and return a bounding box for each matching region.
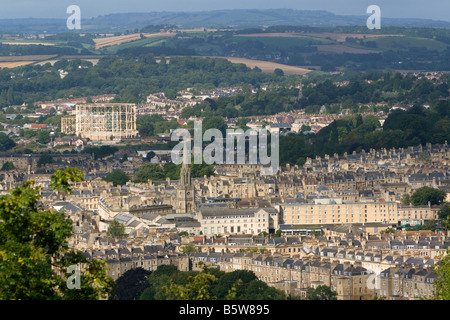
[180,140,191,186]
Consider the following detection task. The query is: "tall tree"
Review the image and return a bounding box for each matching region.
[107,219,126,238]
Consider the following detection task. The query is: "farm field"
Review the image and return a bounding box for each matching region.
[206,56,312,75]
[0,61,35,68]
[0,55,57,62]
[232,35,333,47]
[236,32,404,42]
[93,32,175,49]
[0,54,102,68]
[0,54,58,68]
[0,41,55,46]
[104,37,168,53]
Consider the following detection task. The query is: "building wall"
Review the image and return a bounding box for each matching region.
[281,201,437,226]
[197,209,271,236]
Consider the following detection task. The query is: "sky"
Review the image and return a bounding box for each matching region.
[2,0,450,21]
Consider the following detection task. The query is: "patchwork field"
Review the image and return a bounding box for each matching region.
[0,54,101,68]
[237,32,404,42]
[0,54,58,68]
[93,32,175,49]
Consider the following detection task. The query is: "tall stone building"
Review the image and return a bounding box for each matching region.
[176,143,195,214]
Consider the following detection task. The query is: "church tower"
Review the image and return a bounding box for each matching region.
[176,142,195,214]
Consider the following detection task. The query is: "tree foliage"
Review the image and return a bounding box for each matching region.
[306,285,338,300]
[110,268,151,300]
[0,133,16,152]
[0,161,15,171]
[410,187,446,206]
[81,145,118,160]
[107,219,126,238]
[0,167,114,299]
[140,264,286,300]
[37,153,54,167]
[103,170,130,187]
[433,249,450,300]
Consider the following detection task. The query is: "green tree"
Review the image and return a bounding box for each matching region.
[0,132,15,152]
[0,168,114,299]
[110,267,151,300]
[134,163,166,182]
[0,161,15,171]
[38,130,51,144]
[238,279,286,300]
[107,219,126,238]
[306,285,338,300]
[104,170,130,186]
[37,153,54,167]
[439,204,450,231]
[180,245,197,253]
[274,68,284,76]
[417,151,432,163]
[81,145,118,160]
[140,265,286,300]
[140,265,179,300]
[411,187,446,206]
[202,116,227,136]
[433,249,450,300]
[212,270,257,300]
[163,268,218,300]
[439,203,450,220]
[401,194,411,206]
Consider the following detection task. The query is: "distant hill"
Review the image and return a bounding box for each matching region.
[1,9,450,33]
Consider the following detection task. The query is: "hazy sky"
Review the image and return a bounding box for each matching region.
[2,0,450,21]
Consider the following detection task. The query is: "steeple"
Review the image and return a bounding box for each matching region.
[180,140,191,186]
[175,139,195,213]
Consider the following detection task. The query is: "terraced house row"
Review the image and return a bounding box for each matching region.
[280,198,440,226]
[189,252,439,300]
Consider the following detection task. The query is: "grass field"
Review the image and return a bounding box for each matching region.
[363,36,449,52]
[0,55,57,62]
[104,37,168,53]
[315,44,381,54]
[232,35,333,47]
